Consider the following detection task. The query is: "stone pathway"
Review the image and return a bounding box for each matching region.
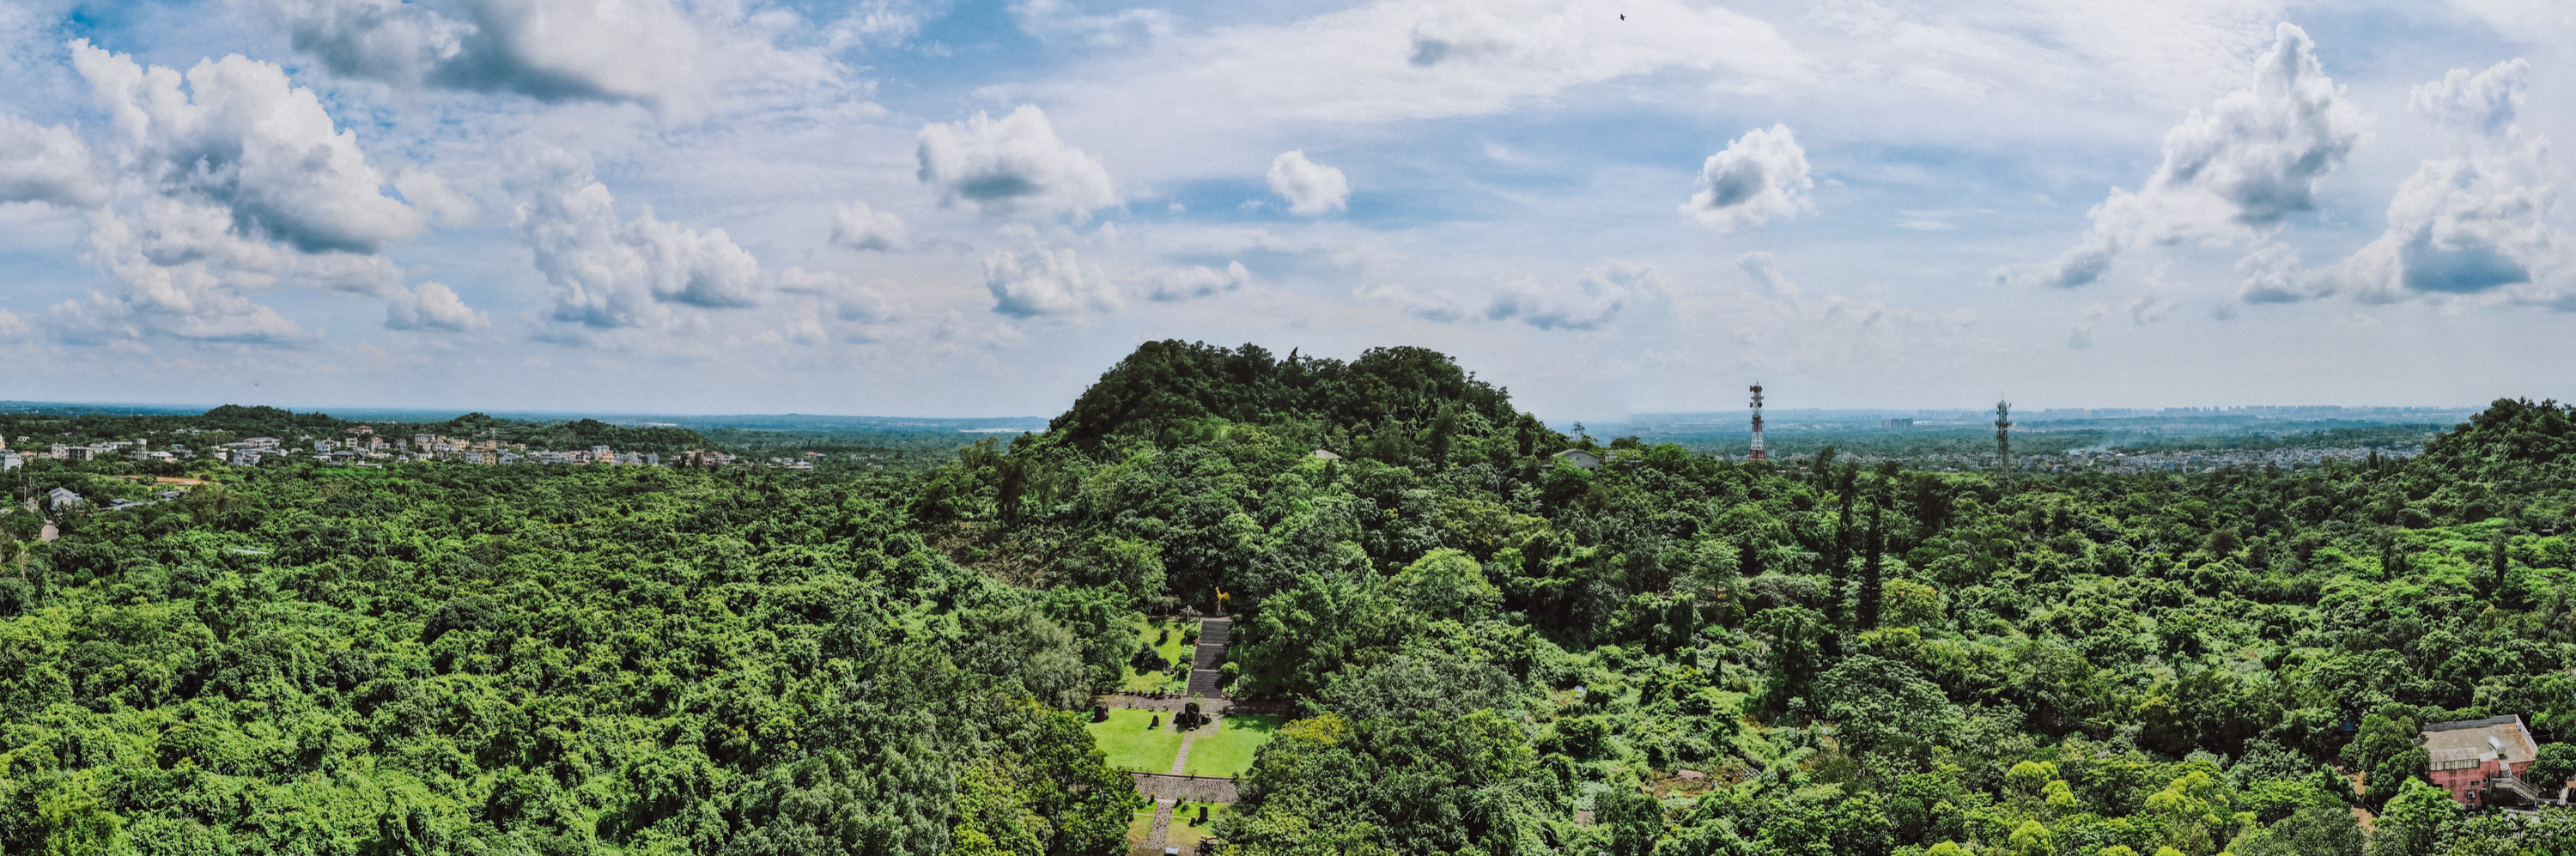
[1137,798,1176,856]
[1169,722,1203,775]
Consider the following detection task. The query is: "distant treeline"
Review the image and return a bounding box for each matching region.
[0,405,717,454]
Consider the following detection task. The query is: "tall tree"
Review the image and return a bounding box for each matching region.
[1824,461,1857,657]
[1857,475,1886,632]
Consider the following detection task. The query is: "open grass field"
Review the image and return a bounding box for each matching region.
[1179,713,1286,778]
[1084,707,1186,772]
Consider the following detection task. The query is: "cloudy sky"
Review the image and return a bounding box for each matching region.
[1,0,2571,419]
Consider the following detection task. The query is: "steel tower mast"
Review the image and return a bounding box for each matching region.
[1749,381,1766,462]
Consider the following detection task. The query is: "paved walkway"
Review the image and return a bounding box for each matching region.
[1168,724,1202,775]
[1136,798,1176,856]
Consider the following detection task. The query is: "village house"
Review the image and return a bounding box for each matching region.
[2422,714,2543,806]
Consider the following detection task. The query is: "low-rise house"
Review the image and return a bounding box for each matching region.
[1552,448,1604,470]
[2423,714,2542,806]
[46,487,84,512]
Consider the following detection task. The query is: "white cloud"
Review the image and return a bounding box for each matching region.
[57,205,310,345]
[0,112,105,208]
[72,40,423,254]
[1267,150,1349,216]
[1486,261,1664,330]
[829,199,909,251]
[386,281,489,330]
[776,267,898,342]
[271,0,837,118]
[516,154,769,329]
[1682,124,1813,233]
[2233,240,2316,303]
[2264,59,2570,309]
[2313,134,2560,303]
[395,169,479,228]
[2410,58,2527,137]
[982,246,1119,317]
[2030,23,2364,288]
[916,105,1116,220]
[1145,260,1251,301]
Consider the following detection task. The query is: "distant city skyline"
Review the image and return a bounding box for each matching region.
[1,1,2570,419]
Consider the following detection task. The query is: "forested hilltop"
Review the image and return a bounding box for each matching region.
[7,341,2576,856]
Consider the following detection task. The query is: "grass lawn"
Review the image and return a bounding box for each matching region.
[1085,707,1186,772]
[1179,714,1286,778]
[1125,809,1158,847]
[1165,803,1229,847]
[1116,618,1194,694]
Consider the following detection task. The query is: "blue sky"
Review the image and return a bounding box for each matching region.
[0,0,2570,419]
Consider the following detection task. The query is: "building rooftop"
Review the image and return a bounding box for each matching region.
[2421,714,2537,771]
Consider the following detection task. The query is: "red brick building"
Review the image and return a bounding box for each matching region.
[2422,714,2539,806]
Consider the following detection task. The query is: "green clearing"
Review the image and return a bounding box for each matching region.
[1116,617,1194,693]
[1179,714,1286,778]
[1084,707,1186,773]
[1165,803,1230,847]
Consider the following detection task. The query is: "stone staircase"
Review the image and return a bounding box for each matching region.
[1187,617,1230,697]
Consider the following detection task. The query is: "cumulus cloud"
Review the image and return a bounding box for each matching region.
[73,40,424,254]
[983,246,1119,317]
[57,205,310,344]
[1486,262,1664,330]
[1267,150,1349,216]
[829,199,909,251]
[385,281,488,330]
[26,43,482,343]
[517,155,769,329]
[271,0,834,118]
[2263,58,2570,308]
[1145,261,1251,301]
[2030,24,2364,288]
[2313,136,2558,302]
[2233,240,2317,303]
[0,112,106,208]
[2411,58,2528,137]
[917,105,1116,220]
[1682,124,1812,232]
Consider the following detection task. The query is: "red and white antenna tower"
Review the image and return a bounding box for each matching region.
[1748,381,1766,461]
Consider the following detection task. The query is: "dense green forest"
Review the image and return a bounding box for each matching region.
[7,341,2576,856]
